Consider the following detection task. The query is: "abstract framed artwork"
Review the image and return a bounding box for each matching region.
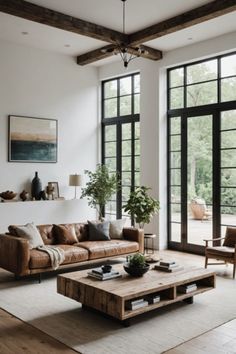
[8,115,58,163]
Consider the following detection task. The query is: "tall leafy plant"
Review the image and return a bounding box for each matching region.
[123,186,160,228]
[81,164,120,220]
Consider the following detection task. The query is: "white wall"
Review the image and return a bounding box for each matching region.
[99,31,236,250]
[0,39,99,232]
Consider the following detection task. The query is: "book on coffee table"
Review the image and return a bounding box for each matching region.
[154,264,184,272]
[159,261,177,267]
[91,267,119,276]
[87,271,121,281]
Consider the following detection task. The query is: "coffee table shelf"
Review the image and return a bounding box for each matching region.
[57,265,215,325]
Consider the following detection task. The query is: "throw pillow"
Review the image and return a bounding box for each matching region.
[14,222,44,249]
[88,220,110,241]
[53,224,78,245]
[109,219,126,239]
[223,227,236,247]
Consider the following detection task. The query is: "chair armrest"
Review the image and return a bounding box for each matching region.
[203,237,225,247]
[123,227,144,254]
[0,234,30,276]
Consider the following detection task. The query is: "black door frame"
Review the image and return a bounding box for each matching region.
[168,102,236,255]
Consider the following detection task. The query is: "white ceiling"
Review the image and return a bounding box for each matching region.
[0,0,236,66]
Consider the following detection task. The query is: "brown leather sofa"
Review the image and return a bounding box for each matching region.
[0,223,144,280]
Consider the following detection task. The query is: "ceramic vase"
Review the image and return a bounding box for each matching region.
[31,172,42,200]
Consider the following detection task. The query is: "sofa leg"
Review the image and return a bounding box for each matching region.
[37,273,42,284]
[14,274,21,281]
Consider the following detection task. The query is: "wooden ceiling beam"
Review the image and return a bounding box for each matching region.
[0,0,126,44]
[129,0,236,46]
[129,45,162,61]
[77,44,162,66]
[77,45,116,65]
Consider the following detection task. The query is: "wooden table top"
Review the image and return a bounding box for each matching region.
[57,264,215,300]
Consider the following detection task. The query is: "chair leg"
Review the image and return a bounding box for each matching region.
[205,256,208,268]
[233,263,236,279]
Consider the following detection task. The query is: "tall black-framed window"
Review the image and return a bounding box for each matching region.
[102,73,140,220]
[167,51,236,254]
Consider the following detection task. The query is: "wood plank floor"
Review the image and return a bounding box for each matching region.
[164,318,236,354]
[0,309,80,354]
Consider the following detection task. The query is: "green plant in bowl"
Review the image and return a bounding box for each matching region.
[124,253,150,277]
[129,253,146,267]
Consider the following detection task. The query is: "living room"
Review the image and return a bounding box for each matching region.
[0,1,236,353]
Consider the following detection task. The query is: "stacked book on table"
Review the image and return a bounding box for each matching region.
[87,267,121,281]
[126,294,161,311]
[178,283,198,294]
[154,261,184,272]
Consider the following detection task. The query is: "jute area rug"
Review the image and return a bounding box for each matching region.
[0,255,236,354]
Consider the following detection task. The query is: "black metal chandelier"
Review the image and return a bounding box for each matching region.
[102,0,147,68]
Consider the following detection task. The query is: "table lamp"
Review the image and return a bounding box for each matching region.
[69,174,82,199]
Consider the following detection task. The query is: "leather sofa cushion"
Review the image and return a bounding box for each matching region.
[34,225,56,245]
[74,223,89,241]
[223,227,236,247]
[53,224,78,244]
[206,246,235,258]
[78,239,139,260]
[29,245,89,269]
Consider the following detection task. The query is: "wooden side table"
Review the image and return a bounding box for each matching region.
[144,233,156,254]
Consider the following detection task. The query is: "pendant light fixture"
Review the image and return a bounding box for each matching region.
[102,0,147,68]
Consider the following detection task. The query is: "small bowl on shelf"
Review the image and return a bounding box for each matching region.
[123,263,150,277]
[0,191,17,200]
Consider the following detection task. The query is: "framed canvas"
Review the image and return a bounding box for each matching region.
[8,115,58,163]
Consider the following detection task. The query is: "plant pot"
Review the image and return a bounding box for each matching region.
[123,263,150,277]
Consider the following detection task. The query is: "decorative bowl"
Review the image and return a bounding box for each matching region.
[101,264,112,273]
[123,262,150,277]
[0,191,17,200]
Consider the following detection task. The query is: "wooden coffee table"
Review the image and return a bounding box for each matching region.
[57,264,215,326]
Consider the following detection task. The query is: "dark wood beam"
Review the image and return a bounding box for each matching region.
[77,45,115,65]
[77,44,162,65]
[0,0,126,44]
[129,45,162,61]
[129,0,236,46]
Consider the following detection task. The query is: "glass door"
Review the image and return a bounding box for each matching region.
[220,110,236,235]
[168,112,214,253]
[186,114,213,251]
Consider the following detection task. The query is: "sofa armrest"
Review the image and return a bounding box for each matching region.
[123,227,144,254]
[0,234,30,276]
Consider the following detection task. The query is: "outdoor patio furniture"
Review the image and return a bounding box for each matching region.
[204,226,236,278]
[190,198,212,221]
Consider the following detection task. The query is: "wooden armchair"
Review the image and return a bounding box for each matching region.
[204,227,236,278]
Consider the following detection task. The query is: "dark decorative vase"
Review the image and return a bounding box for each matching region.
[31,172,42,200]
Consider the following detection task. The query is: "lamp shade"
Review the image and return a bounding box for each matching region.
[69,174,82,187]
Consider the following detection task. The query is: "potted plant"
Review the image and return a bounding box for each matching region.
[81,164,120,220]
[124,253,150,277]
[123,186,160,229]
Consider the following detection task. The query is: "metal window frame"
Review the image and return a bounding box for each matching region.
[167,51,236,255]
[102,72,140,220]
